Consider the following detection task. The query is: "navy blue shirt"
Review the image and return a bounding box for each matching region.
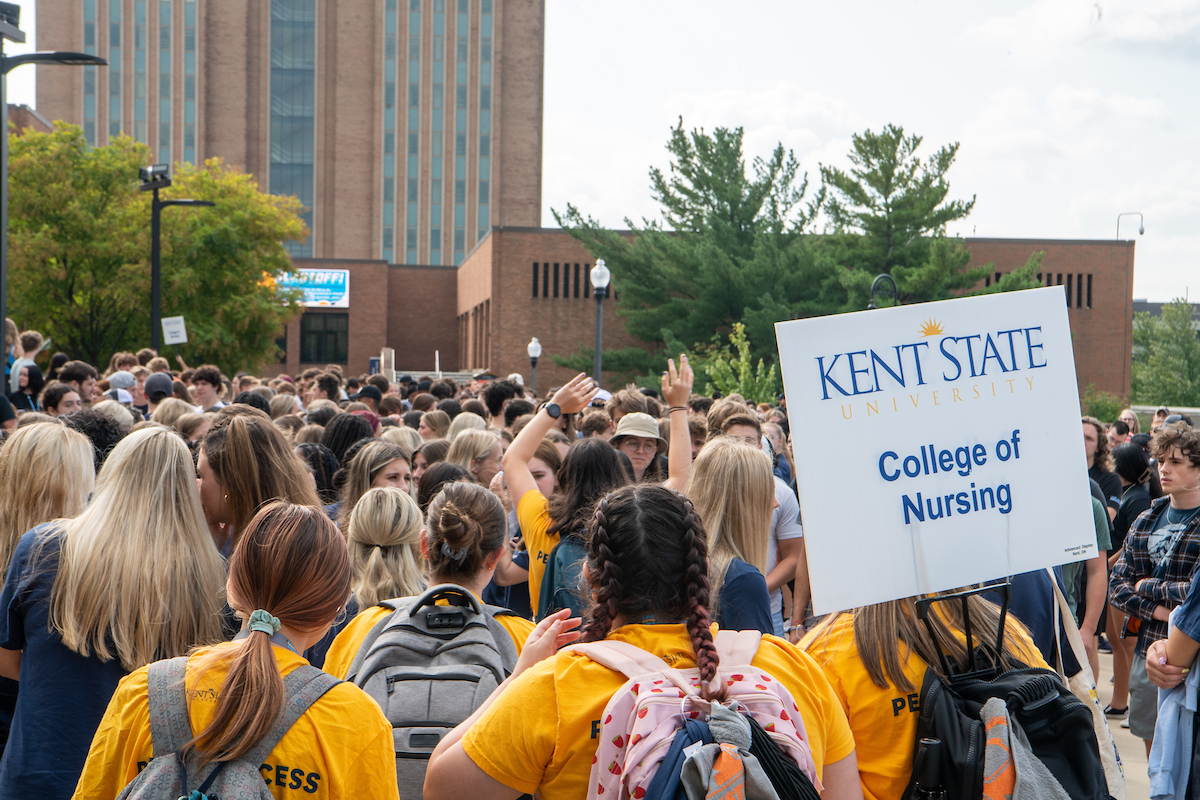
[715,559,774,636]
[0,526,129,800]
[1170,567,1200,643]
[304,595,361,669]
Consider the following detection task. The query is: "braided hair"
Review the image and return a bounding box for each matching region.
[580,484,726,700]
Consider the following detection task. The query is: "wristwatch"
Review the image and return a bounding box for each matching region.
[544,403,562,419]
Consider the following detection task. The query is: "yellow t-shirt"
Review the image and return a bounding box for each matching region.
[461,623,855,800]
[322,598,535,680]
[517,490,556,612]
[801,612,1048,800]
[71,644,399,800]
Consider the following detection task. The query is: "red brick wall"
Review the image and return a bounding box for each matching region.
[963,238,1135,398]
[388,264,460,371]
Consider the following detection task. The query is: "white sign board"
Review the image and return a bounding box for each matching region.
[161,316,188,345]
[775,287,1095,614]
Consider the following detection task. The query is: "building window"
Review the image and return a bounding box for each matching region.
[270,0,316,257]
[300,313,348,363]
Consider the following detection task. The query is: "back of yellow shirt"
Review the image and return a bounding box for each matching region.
[72,644,400,800]
[461,623,855,800]
[801,612,1048,800]
[517,489,556,610]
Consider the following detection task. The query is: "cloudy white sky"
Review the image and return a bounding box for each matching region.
[543,0,1199,301]
[11,0,1197,300]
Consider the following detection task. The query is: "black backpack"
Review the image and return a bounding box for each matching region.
[901,584,1112,800]
[536,531,587,619]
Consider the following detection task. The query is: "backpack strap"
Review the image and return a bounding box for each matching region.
[345,598,414,682]
[715,630,762,665]
[148,656,194,757]
[568,640,674,678]
[244,665,342,767]
[480,608,520,673]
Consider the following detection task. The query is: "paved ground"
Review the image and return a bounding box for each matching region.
[1095,648,1150,799]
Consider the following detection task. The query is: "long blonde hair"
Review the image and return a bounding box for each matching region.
[380,424,422,452]
[336,441,411,528]
[150,397,194,428]
[805,593,1037,694]
[0,423,95,587]
[46,426,227,671]
[685,437,774,614]
[348,487,425,606]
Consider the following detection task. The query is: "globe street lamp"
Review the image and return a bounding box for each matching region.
[1116,212,1144,240]
[139,165,215,350]
[0,1,108,332]
[867,273,898,310]
[590,259,611,383]
[527,337,542,397]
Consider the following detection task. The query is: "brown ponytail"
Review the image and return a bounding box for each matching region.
[581,485,727,701]
[184,503,350,764]
[424,482,506,582]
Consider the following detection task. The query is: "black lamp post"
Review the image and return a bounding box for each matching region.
[590,259,611,383]
[527,337,542,397]
[0,1,107,332]
[139,165,214,350]
[867,273,899,310]
[1116,212,1144,240]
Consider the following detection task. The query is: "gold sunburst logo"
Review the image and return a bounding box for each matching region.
[919,318,945,337]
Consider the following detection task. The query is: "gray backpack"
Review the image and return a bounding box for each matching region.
[117,656,341,800]
[344,584,519,794]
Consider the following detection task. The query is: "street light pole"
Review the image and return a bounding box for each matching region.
[1116,212,1144,240]
[867,273,899,310]
[527,336,542,398]
[0,0,106,334]
[590,259,611,384]
[139,165,214,350]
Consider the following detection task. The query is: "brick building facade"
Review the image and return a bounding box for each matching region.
[280,231,1135,398]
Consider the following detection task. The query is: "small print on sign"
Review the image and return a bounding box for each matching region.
[162,316,188,345]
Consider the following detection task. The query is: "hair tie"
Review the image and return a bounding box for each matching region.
[440,542,469,562]
[247,609,281,635]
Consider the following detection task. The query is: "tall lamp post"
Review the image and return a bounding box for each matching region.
[590,259,611,383]
[867,273,898,310]
[139,165,214,351]
[1116,212,1144,240]
[527,337,542,397]
[0,1,107,331]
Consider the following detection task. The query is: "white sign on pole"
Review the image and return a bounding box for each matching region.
[162,316,188,345]
[775,287,1095,615]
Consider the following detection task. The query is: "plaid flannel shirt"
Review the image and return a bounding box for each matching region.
[1109,496,1200,656]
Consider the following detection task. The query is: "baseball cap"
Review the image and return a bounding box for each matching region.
[144,372,174,402]
[350,385,383,403]
[108,370,136,390]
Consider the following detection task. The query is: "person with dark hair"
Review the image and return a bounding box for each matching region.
[502,399,535,432]
[42,382,83,418]
[312,372,341,403]
[480,379,520,421]
[436,398,461,419]
[231,390,271,415]
[63,409,128,471]
[1084,415,1121,521]
[322,482,535,680]
[72,502,400,799]
[1110,423,1200,752]
[412,438,451,490]
[58,361,98,409]
[429,379,455,400]
[295,443,341,505]
[402,409,423,429]
[1107,419,1130,449]
[503,374,629,608]
[424,483,861,800]
[46,352,68,382]
[8,364,43,413]
[320,412,374,465]
[189,364,225,412]
[306,406,338,428]
[416,461,472,513]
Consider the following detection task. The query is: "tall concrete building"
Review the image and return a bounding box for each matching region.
[36,0,544,265]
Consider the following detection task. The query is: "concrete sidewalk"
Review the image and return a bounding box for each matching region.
[1095,649,1150,799]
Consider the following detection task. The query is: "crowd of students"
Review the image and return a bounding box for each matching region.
[0,323,1193,799]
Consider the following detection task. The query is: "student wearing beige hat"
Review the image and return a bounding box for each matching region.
[610,411,666,483]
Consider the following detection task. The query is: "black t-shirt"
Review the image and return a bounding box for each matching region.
[1089,464,1123,513]
[1113,483,1153,553]
[0,394,14,425]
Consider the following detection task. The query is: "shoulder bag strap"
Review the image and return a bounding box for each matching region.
[565,640,674,679]
[148,656,194,757]
[243,666,342,767]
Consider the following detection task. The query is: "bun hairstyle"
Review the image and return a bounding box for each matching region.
[186,502,350,765]
[424,482,506,581]
[581,484,726,701]
[348,487,426,606]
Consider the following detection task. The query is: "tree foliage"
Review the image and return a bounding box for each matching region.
[1131,299,1200,407]
[820,123,975,280]
[702,323,779,404]
[7,123,307,374]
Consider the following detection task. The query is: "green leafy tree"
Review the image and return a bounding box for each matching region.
[702,323,779,404]
[1080,384,1126,422]
[820,124,975,280]
[7,123,306,373]
[1131,299,1200,407]
[555,119,832,368]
